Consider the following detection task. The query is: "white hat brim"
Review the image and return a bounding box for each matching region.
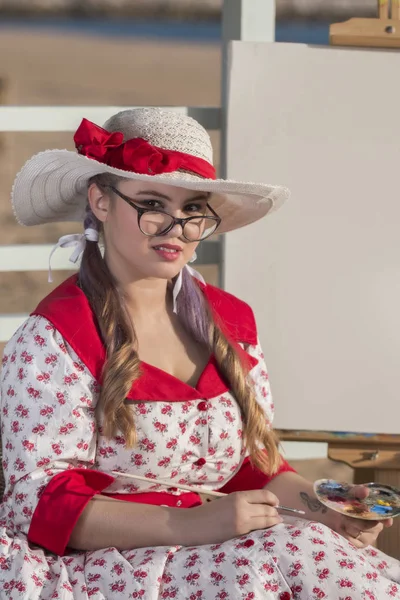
[12,150,290,235]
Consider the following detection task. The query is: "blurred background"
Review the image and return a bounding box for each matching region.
[0,0,381,477]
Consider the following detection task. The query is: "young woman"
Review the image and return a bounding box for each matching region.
[0,108,399,599]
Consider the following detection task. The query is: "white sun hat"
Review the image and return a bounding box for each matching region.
[11,107,289,234]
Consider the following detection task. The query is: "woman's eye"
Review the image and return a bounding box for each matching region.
[140,200,164,209]
[185,204,206,214]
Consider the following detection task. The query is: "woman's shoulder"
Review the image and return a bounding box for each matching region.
[3,313,60,350]
[32,274,90,323]
[1,313,71,376]
[202,282,258,345]
[29,275,104,380]
[3,312,78,354]
[2,275,100,377]
[1,313,98,410]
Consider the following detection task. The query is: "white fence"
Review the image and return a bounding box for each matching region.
[0,106,221,132]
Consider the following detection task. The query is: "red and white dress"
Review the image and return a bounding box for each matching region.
[0,276,399,600]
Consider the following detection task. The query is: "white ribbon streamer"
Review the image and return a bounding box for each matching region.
[48,228,99,283]
[172,264,206,314]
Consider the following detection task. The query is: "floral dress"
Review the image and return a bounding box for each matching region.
[0,276,399,600]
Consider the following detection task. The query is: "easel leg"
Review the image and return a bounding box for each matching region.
[354,468,400,559]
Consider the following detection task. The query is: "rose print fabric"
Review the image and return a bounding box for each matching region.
[0,287,399,598]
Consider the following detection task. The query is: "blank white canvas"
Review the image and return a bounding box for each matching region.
[224,41,400,434]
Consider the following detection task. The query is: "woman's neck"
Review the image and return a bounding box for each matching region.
[104,252,175,321]
[122,277,172,320]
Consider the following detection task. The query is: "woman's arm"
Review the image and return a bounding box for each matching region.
[70,487,284,551]
[263,470,334,527]
[69,495,186,550]
[1,316,127,555]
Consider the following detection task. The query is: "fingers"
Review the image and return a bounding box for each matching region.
[344,522,363,539]
[352,519,384,533]
[348,536,365,549]
[242,489,279,507]
[250,503,281,520]
[383,518,394,528]
[350,485,369,499]
[250,515,283,531]
[344,520,383,541]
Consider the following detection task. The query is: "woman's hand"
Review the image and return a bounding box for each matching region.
[328,510,393,548]
[326,485,393,548]
[178,489,283,546]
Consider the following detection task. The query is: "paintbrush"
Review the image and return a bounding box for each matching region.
[111,471,305,515]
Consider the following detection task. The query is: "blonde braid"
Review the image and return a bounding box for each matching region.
[79,173,140,447]
[211,323,281,475]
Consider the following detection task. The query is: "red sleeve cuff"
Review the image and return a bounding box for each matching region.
[28,468,114,556]
[219,454,296,494]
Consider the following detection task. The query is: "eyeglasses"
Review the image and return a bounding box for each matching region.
[108,186,221,242]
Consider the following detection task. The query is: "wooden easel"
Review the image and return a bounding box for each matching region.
[330,0,400,48]
[280,1,400,562]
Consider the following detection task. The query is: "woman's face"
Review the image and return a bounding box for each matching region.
[89,179,210,282]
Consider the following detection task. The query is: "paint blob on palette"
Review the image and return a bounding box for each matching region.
[314,479,400,520]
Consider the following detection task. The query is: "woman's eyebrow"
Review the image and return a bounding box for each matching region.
[184,193,210,203]
[135,190,172,201]
[135,191,210,202]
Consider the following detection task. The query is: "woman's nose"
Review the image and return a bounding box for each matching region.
[166,221,183,238]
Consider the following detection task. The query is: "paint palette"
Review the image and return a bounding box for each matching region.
[314,479,400,520]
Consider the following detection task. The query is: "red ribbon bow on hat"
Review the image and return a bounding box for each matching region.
[74,118,216,179]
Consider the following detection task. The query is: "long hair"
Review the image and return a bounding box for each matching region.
[79,173,280,474]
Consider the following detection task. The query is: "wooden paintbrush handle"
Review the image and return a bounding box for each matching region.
[111,470,226,501]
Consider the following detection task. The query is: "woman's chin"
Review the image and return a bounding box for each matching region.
[144,261,185,280]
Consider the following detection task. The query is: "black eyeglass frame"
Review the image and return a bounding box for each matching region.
[108,185,221,242]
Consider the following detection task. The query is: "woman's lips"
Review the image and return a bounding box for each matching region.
[152,244,183,261]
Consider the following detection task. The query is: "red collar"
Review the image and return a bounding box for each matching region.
[32,275,258,401]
